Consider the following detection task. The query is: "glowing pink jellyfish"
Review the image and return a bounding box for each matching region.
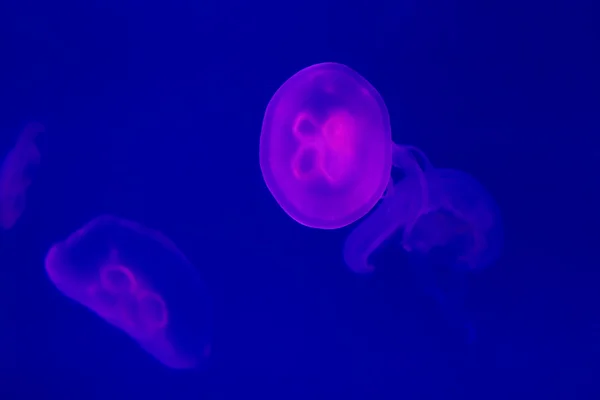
[45,215,211,369]
[0,122,44,230]
[259,62,424,229]
[343,164,503,274]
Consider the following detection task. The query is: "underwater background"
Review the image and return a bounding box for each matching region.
[0,0,597,398]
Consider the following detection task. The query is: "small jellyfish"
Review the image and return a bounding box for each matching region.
[260,62,424,229]
[0,122,44,230]
[45,215,211,369]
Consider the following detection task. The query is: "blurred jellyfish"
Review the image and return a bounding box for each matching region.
[259,62,425,229]
[344,164,503,340]
[45,215,211,369]
[0,122,44,230]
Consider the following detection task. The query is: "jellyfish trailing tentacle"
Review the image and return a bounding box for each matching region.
[399,168,503,344]
[260,62,392,229]
[343,144,430,273]
[0,122,45,230]
[391,143,432,235]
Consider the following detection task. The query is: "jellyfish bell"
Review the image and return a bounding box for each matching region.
[260,62,393,229]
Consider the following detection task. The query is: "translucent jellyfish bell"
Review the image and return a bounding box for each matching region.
[343,164,503,274]
[260,62,423,229]
[0,122,44,230]
[45,215,211,369]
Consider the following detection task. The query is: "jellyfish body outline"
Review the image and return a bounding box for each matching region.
[260,62,395,229]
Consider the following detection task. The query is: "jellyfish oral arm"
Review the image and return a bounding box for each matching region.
[342,143,432,274]
[391,143,432,171]
[343,177,422,273]
[342,200,397,273]
[390,143,433,231]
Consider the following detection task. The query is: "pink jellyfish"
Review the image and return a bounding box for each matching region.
[260,62,425,229]
[0,122,44,230]
[45,215,211,369]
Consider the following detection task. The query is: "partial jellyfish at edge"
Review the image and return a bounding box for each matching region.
[0,122,44,230]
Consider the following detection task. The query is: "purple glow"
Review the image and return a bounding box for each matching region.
[0,122,44,230]
[260,62,392,229]
[44,215,211,369]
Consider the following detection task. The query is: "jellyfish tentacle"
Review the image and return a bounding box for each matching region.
[381,177,394,198]
[343,173,424,273]
[391,143,431,235]
[402,145,433,171]
[342,200,395,273]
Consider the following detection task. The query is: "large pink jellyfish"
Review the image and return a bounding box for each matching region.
[0,122,44,230]
[259,62,423,229]
[45,215,211,369]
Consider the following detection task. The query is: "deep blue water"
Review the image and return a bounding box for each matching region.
[0,0,597,398]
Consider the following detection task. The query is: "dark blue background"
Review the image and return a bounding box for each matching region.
[0,0,597,398]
